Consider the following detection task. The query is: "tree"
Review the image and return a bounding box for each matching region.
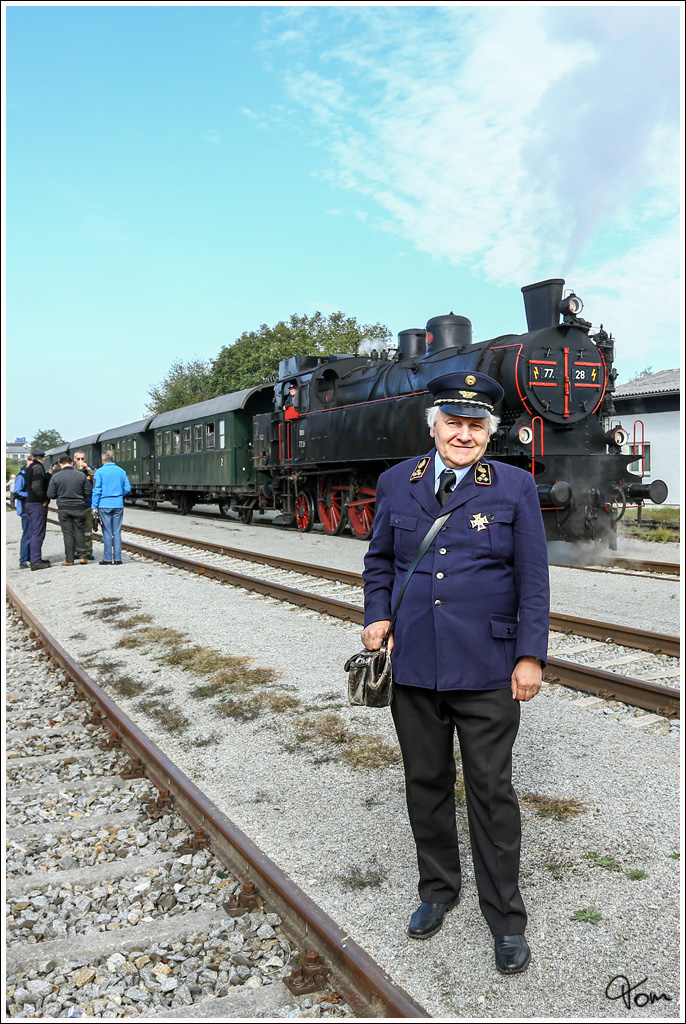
[145,358,214,415]
[211,311,392,396]
[30,428,66,451]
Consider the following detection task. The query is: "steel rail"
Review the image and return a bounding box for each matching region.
[115,538,679,719]
[543,657,680,719]
[100,521,680,659]
[5,585,430,1019]
[548,558,679,578]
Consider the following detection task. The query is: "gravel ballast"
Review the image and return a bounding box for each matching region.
[5,509,681,1018]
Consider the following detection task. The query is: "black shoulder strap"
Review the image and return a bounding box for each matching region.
[385,510,454,641]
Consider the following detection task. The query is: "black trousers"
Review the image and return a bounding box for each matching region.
[391,684,526,936]
[58,508,86,562]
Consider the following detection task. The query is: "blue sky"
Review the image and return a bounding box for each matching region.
[4,2,682,445]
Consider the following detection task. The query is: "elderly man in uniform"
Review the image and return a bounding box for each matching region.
[362,371,549,974]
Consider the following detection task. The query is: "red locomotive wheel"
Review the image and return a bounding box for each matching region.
[317,476,346,535]
[348,475,376,540]
[295,491,315,532]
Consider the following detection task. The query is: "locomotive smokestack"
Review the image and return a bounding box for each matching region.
[521,279,565,331]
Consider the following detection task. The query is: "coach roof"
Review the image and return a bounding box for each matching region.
[99,418,155,442]
[149,385,273,429]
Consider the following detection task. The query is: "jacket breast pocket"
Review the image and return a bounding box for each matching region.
[489,508,515,560]
[468,507,515,560]
[390,510,419,560]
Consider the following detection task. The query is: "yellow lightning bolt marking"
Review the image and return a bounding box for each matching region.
[592,368,597,381]
[533,366,539,379]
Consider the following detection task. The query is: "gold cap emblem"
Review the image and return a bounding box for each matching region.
[459,390,478,398]
[465,374,477,386]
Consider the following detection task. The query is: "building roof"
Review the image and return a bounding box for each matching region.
[614,369,680,398]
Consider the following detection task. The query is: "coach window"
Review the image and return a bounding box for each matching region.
[194,425,203,451]
[115,441,121,462]
[156,433,162,456]
[133,440,138,460]
[206,422,215,450]
[164,430,172,455]
[173,429,181,454]
[183,427,191,453]
[218,419,225,449]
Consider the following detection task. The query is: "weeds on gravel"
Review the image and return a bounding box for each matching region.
[214,696,261,721]
[586,851,622,872]
[543,857,578,879]
[521,793,586,820]
[160,645,248,674]
[108,676,147,698]
[571,906,602,925]
[294,712,401,769]
[136,698,190,734]
[625,869,647,881]
[117,614,154,629]
[340,855,387,889]
[83,603,136,620]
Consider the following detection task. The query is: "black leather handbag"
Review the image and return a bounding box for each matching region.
[346,510,455,707]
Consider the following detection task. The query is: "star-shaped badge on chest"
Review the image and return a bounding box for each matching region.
[469,512,490,531]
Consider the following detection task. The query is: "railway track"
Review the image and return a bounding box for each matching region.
[73,519,680,720]
[5,588,429,1019]
[118,503,681,578]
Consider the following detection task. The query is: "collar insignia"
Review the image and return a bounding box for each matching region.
[410,456,431,482]
[475,462,491,485]
[459,390,478,398]
[470,512,490,531]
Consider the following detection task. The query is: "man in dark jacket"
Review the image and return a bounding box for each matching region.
[47,455,93,565]
[23,452,51,569]
[362,372,550,975]
[73,451,95,559]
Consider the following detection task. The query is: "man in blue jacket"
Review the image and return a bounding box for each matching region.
[91,451,132,565]
[362,371,549,975]
[13,455,34,568]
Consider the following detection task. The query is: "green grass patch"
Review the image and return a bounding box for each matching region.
[625,869,647,881]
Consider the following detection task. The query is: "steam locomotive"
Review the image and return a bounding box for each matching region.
[48,279,666,547]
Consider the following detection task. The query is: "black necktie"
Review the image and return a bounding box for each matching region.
[437,468,456,506]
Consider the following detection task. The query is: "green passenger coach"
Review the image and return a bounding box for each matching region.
[99,418,155,500]
[148,386,273,516]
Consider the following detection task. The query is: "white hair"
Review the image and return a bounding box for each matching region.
[425,405,500,437]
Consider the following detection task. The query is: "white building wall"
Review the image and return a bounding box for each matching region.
[620,410,681,507]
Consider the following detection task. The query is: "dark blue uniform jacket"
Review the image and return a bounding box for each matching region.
[363,451,550,691]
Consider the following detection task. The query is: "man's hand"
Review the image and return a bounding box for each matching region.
[511,656,542,701]
[361,620,393,653]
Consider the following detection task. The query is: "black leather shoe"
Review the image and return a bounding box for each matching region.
[30,560,50,570]
[494,934,531,974]
[407,896,460,939]
[99,560,112,565]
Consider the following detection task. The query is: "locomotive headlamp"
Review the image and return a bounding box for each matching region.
[517,425,533,445]
[559,293,584,316]
[604,426,629,448]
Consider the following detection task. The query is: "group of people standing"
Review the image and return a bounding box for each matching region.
[13,450,132,569]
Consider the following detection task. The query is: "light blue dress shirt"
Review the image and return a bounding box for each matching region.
[434,452,471,496]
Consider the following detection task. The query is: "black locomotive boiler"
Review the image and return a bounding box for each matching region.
[253,278,667,547]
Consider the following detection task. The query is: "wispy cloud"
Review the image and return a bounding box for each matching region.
[257,6,680,361]
[203,129,221,144]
